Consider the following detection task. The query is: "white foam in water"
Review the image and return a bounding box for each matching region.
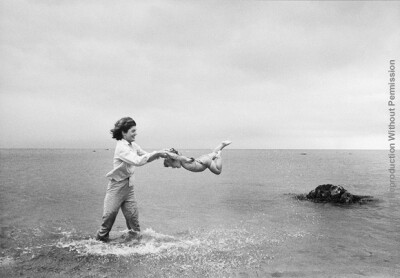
[0,256,15,267]
[51,226,307,275]
[56,228,200,257]
[287,231,310,238]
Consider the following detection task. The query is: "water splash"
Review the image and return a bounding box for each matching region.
[0,256,15,267]
[2,225,313,277]
[56,228,200,257]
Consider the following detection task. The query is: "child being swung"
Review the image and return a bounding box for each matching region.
[163,141,231,175]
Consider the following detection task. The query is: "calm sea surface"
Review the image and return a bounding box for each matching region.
[0,149,399,277]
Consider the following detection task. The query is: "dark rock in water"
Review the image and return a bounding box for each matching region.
[296,184,374,204]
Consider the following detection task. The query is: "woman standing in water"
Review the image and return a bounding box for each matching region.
[96,117,167,242]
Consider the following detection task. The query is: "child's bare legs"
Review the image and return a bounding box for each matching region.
[207,141,231,174]
[208,151,222,175]
[207,140,232,161]
[212,140,232,154]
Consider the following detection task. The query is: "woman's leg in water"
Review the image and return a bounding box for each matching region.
[96,180,128,242]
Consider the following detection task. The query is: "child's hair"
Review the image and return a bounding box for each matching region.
[168,148,180,155]
[163,148,180,167]
[110,117,136,140]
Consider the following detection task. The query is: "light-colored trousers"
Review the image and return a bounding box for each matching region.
[96,179,140,241]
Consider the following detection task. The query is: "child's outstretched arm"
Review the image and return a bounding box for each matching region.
[166,152,193,163]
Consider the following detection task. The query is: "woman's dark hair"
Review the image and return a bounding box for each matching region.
[110,117,136,140]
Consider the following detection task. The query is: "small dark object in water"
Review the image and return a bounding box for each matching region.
[296,184,374,204]
[300,153,307,155]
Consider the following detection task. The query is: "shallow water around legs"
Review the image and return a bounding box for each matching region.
[0,149,399,277]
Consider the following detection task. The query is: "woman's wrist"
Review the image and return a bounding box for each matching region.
[147,151,161,162]
[157,150,167,158]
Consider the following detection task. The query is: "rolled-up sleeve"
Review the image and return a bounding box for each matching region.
[117,145,156,166]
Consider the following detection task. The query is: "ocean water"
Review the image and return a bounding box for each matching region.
[0,149,399,277]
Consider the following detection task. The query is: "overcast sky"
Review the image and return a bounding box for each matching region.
[0,1,399,149]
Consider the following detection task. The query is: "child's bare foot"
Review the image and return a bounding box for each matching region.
[213,141,232,153]
[221,141,232,147]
